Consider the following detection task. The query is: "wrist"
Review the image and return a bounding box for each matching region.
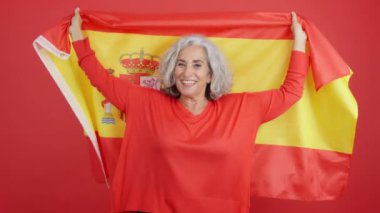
[294,35,306,43]
[71,30,84,42]
[292,40,306,53]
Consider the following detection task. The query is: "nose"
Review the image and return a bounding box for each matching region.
[182,65,194,77]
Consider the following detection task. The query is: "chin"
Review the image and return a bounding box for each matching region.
[176,85,206,100]
[179,92,196,99]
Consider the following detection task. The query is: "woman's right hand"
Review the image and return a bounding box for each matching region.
[69,8,84,41]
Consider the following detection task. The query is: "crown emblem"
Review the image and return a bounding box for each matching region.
[119,49,160,75]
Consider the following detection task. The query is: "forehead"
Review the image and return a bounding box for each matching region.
[177,45,207,61]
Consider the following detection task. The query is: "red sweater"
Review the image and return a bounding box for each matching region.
[73,38,309,213]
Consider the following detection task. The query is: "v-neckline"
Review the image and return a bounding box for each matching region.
[173,99,212,123]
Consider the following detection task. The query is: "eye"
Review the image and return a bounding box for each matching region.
[193,64,202,69]
[177,62,185,67]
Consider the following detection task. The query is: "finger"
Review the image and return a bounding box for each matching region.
[291,11,298,25]
[75,7,80,16]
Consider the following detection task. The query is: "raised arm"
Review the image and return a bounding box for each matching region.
[69,8,130,111]
[258,11,309,123]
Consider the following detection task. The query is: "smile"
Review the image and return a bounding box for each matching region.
[180,80,197,86]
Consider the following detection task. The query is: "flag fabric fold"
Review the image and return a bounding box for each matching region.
[33,10,357,200]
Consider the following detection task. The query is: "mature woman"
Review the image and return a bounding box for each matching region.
[70,8,308,213]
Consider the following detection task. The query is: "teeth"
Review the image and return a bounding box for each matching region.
[181,80,196,85]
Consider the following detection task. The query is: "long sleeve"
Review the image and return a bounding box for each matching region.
[72,38,130,111]
[257,50,310,123]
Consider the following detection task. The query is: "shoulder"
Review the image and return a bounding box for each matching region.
[125,84,174,115]
[126,83,170,102]
[217,93,247,107]
[218,91,271,110]
[218,92,261,102]
[219,93,244,101]
[213,92,264,118]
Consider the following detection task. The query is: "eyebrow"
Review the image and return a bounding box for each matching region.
[193,60,205,64]
[177,59,205,63]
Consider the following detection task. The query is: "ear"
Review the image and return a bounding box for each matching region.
[207,72,212,84]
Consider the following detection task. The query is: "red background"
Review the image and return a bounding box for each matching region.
[1,0,379,212]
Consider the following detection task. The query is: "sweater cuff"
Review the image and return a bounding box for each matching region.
[72,37,94,63]
[289,50,310,73]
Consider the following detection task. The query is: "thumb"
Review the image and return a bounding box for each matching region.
[291,11,298,25]
[75,7,80,16]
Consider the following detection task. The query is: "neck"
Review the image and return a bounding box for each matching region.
[179,95,209,115]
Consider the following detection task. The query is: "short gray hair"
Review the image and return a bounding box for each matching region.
[159,34,232,100]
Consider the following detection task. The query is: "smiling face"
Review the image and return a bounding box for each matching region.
[174,45,211,100]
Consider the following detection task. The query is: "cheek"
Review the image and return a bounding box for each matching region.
[173,69,181,79]
[174,66,184,75]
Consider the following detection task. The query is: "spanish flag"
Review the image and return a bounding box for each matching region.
[33,10,357,201]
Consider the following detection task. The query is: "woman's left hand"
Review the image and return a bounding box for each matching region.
[291,11,307,52]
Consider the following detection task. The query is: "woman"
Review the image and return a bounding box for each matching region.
[70,8,308,213]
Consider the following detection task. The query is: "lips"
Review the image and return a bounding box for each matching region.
[180,80,196,87]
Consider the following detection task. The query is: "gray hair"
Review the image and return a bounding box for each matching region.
[159,34,232,100]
